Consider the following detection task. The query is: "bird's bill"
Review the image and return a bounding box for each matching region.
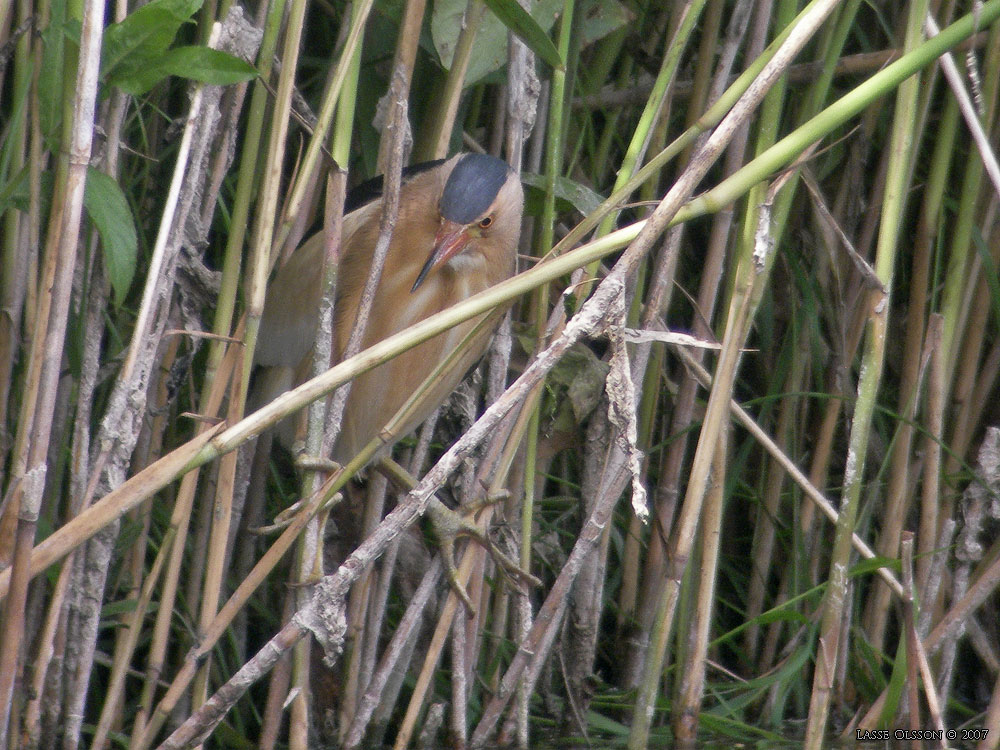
[411,219,471,292]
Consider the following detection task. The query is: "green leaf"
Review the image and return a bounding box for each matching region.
[577,0,631,46]
[879,629,908,728]
[111,46,257,95]
[0,165,30,216]
[0,169,54,224]
[101,598,140,619]
[521,172,605,216]
[158,46,257,85]
[432,0,563,86]
[972,226,1000,336]
[481,0,563,70]
[584,709,630,736]
[101,0,202,87]
[849,555,900,577]
[38,0,74,145]
[753,607,810,626]
[84,168,137,306]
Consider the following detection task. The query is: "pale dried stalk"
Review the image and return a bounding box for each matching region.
[863,99,955,652]
[75,15,250,741]
[804,0,925,741]
[450,601,469,745]
[901,533,922,728]
[918,315,946,591]
[344,558,443,749]
[674,425,727,741]
[21,188,112,746]
[744,324,807,656]
[926,12,1000,201]
[936,428,999,698]
[631,0,760,680]
[561,407,612,731]
[133,337,240,739]
[0,0,103,741]
[351,416,438,731]
[393,501,504,749]
[258,595,296,750]
[331,61,410,743]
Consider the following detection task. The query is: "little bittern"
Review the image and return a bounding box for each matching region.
[249,152,536,609]
[253,152,523,461]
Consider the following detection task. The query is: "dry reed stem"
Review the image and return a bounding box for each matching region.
[319,49,411,747]
[129,471,338,750]
[979,670,1000,750]
[863,96,954,651]
[344,558,443,748]
[392,540,481,750]
[632,0,761,676]
[134,333,241,738]
[804,0,924,739]
[0,0,103,735]
[674,425,727,741]
[6,1,1000,746]
[901,533,922,729]
[926,12,1000,201]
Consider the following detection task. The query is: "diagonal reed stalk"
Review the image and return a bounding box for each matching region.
[4,1,1000,748]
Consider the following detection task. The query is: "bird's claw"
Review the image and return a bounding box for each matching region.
[252,491,342,534]
[426,497,541,617]
[294,452,341,474]
[287,573,324,588]
[374,459,539,613]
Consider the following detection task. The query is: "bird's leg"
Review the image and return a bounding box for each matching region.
[294,454,341,473]
[254,488,344,534]
[254,445,345,532]
[375,458,541,614]
[422,498,477,613]
[260,442,341,528]
[287,435,340,473]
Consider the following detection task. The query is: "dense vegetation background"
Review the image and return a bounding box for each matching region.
[1,0,999,747]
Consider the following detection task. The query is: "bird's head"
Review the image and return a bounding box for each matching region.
[411,153,523,292]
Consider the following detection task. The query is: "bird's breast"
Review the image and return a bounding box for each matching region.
[332,259,496,462]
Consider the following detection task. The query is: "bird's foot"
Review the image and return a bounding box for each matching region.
[288,572,325,588]
[252,490,342,533]
[255,455,343,532]
[293,451,341,474]
[375,458,540,615]
[426,497,541,616]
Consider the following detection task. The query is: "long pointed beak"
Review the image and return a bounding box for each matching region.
[411,220,471,292]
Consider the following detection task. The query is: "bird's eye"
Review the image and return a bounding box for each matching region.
[478,216,494,229]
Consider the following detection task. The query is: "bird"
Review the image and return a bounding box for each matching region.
[253,152,524,463]
[248,152,533,605]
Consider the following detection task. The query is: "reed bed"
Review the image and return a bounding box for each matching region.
[1,0,999,748]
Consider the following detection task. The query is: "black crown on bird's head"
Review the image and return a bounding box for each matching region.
[439,154,511,224]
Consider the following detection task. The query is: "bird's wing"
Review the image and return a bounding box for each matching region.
[253,231,325,369]
[253,201,380,370]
